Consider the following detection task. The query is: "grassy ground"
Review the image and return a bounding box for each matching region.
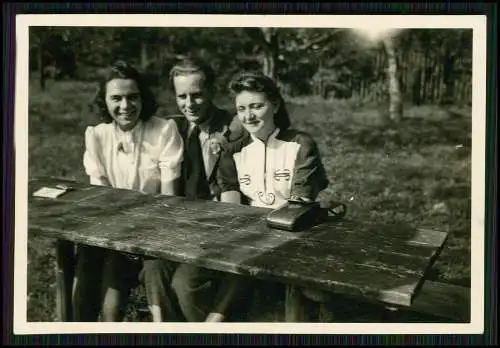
[26,78,471,322]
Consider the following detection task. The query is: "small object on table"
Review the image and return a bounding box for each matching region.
[266,198,327,232]
[33,186,72,199]
[266,196,347,232]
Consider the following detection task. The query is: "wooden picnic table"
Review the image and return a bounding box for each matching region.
[27,176,449,322]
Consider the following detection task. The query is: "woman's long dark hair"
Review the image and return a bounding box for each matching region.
[228,71,291,130]
[93,60,158,123]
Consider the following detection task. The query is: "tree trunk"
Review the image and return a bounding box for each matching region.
[38,42,45,90]
[260,28,278,80]
[400,49,408,96]
[429,66,436,103]
[441,47,456,105]
[433,60,441,103]
[140,42,148,70]
[419,52,427,103]
[262,52,276,80]
[383,37,403,122]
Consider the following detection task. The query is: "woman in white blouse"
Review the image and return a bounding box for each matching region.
[73,61,184,322]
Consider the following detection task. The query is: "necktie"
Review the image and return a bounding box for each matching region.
[185,125,211,200]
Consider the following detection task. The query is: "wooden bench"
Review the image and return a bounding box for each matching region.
[389,280,470,322]
[27,176,459,323]
[306,279,471,323]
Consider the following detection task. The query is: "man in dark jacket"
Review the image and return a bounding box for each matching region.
[164,56,247,322]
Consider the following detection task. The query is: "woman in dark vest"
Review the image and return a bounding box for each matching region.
[211,71,332,321]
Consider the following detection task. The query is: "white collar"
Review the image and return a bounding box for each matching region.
[114,119,144,143]
[250,127,280,145]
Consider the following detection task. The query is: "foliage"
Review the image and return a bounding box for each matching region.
[29,27,472,106]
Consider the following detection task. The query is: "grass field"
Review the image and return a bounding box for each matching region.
[26,78,472,322]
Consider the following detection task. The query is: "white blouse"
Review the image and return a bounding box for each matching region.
[83,116,184,194]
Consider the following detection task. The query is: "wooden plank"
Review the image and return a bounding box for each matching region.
[124,200,447,257]
[29,196,437,278]
[29,199,444,307]
[28,178,449,307]
[28,178,447,253]
[28,176,269,217]
[72,188,448,260]
[306,220,448,249]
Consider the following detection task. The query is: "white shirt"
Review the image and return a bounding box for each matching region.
[83,116,184,194]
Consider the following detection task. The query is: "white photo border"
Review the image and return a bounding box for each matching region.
[14,14,487,335]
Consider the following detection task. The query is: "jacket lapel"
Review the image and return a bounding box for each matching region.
[172,109,245,191]
[204,109,227,181]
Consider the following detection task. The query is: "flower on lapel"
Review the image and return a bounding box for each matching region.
[209,125,229,155]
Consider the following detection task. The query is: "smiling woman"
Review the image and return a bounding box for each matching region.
[220,71,328,209]
[202,71,334,321]
[73,60,185,323]
[105,78,143,132]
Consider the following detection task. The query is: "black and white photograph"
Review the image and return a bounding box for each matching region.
[14,14,487,335]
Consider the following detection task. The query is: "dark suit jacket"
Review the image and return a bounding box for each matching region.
[170,104,246,200]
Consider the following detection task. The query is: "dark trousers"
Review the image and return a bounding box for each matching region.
[72,245,182,322]
[171,264,250,322]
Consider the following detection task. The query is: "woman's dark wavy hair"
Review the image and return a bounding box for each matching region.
[93,60,158,123]
[228,71,291,130]
[168,55,216,93]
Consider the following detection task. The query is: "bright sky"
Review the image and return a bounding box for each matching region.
[351,27,401,42]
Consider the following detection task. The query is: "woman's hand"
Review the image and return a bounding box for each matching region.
[220,190,241,204]
[161,179,180,196]
[90,176,110,187]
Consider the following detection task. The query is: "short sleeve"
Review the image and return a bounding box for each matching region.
[216,142,241,194]
[290,134,330,200]
[83,126,108,185]
[157,119,184,183]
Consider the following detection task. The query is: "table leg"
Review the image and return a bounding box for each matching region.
[285,285,306,322]
[55,239,75,322]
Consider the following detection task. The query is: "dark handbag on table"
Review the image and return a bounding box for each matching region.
[266,196,347,232]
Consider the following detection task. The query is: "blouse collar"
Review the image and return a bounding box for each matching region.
[114,119,143,139]
[114,119,144,153]
[250,127,280,145]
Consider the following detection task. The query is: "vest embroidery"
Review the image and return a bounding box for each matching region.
[257,191,276,206]
[239,174,251,186]
[273,169,291,182]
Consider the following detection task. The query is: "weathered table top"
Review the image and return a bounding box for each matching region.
[27,177,448,308]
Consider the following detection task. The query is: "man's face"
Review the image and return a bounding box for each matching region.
[173,72,211,125]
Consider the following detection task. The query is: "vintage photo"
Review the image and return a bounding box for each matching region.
[14,14,487,334]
